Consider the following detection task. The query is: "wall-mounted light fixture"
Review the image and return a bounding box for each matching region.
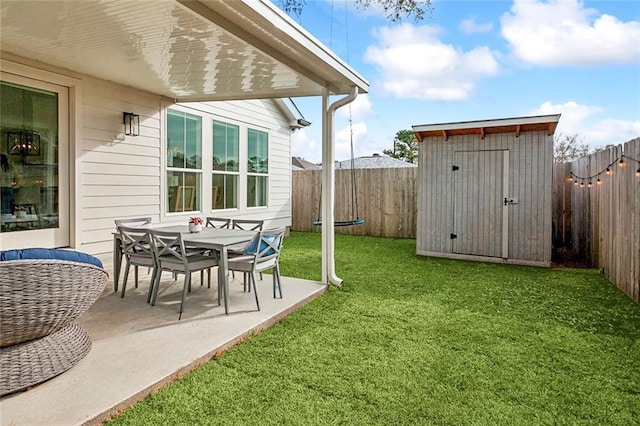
[123,112,140,136]
[297,118,311,127]
[7,130,41,157]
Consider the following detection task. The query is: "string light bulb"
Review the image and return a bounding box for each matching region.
[568,154,639,185]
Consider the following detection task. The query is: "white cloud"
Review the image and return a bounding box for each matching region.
[580,118,640,148]
[336,94,373,120]
[460,17,493,34]
[291,128,320,161]
[501,0,640,66]
[335,121,370,160]
[293,119,384,163]
[529,101,640,149]
[364,23,500,100]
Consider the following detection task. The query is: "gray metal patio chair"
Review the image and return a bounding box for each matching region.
[205,217,232,229]
[230,219,265,283]
[117,225,157,301]
[115,217,152,288]
[227,226,286,311]
[231,219,264,232]
[114,217,152,227]
[148,229,219,320]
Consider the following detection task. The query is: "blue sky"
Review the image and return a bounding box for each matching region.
[285,0,640,163]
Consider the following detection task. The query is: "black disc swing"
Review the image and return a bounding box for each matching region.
[313,111,365,227]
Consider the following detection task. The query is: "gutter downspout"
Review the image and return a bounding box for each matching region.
[321,85,358,286]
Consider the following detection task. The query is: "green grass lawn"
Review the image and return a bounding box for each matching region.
[108,232,640,425]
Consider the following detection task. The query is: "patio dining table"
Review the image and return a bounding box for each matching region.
[113,225,256,315]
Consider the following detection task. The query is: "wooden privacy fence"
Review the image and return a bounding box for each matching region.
[292,168,418,238]
[553,138,640,302]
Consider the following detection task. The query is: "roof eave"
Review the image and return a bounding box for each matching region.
[412,114,561,142]
[181,0,369,98]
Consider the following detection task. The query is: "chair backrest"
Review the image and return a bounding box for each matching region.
[115,217,152,228]
[117,225,154,262]
[232,219,264,232]
[205,217,231,229]
[148,229,187,267]
[245,227,286,263]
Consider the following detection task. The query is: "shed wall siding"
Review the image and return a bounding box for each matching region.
[417,130,552,265]
[77,78,292,256]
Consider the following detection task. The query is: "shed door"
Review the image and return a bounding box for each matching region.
[452,150,508,258]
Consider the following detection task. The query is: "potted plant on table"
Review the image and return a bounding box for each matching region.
[188,217,203,233]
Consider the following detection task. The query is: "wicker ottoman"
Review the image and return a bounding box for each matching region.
[0,255,107,396]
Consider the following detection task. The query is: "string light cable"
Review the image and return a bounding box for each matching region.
[569,154,640,187]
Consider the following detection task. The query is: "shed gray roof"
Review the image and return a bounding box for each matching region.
[336,154,417,169]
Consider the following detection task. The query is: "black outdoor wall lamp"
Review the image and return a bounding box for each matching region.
[123,112,140,136]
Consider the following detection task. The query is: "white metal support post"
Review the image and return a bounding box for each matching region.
[321,85,358,286]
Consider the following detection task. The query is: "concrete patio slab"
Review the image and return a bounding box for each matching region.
[0,267,326,426]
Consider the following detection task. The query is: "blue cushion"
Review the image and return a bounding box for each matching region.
[242,235,277,256]
[0,248,103,268]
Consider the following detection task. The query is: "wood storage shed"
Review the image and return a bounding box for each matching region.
[412,114,560,267]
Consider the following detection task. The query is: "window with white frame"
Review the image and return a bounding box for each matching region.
[166,109,202,213]
[212,121,239,210]
[247,128,268,208]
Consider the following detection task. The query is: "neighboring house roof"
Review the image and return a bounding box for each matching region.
[292,157,321,170]
[412,114,561,142]
[336,154,417,169]
[0,0,369,102]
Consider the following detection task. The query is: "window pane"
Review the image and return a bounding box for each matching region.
[247,129,268,174]
[1,81,59,232]
[167,109,201,169]
[212,174,237,210]
[185,115,201,169]
[166,111,184,168]
[247,175,267,207]
[167,171,200,213]
[213,121,239,172]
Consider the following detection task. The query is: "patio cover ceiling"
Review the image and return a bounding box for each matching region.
[0,0,368,101]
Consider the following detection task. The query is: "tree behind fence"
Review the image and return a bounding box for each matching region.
[553,138,639,302]
[292,168,417,238]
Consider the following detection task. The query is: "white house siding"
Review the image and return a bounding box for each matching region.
[1,58,293,257]
[79,78,163,255]
[417,131,552,266]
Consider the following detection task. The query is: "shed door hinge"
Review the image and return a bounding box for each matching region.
[450,233,457,239]
[452,165,459,171]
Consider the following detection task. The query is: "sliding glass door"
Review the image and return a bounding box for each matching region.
[0,73,69,249]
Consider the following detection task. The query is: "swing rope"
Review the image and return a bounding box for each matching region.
[313,99,364,226]
[312,0,364,227]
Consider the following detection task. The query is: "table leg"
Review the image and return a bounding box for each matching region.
[113,234,123,292]
[218,246,229,315]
